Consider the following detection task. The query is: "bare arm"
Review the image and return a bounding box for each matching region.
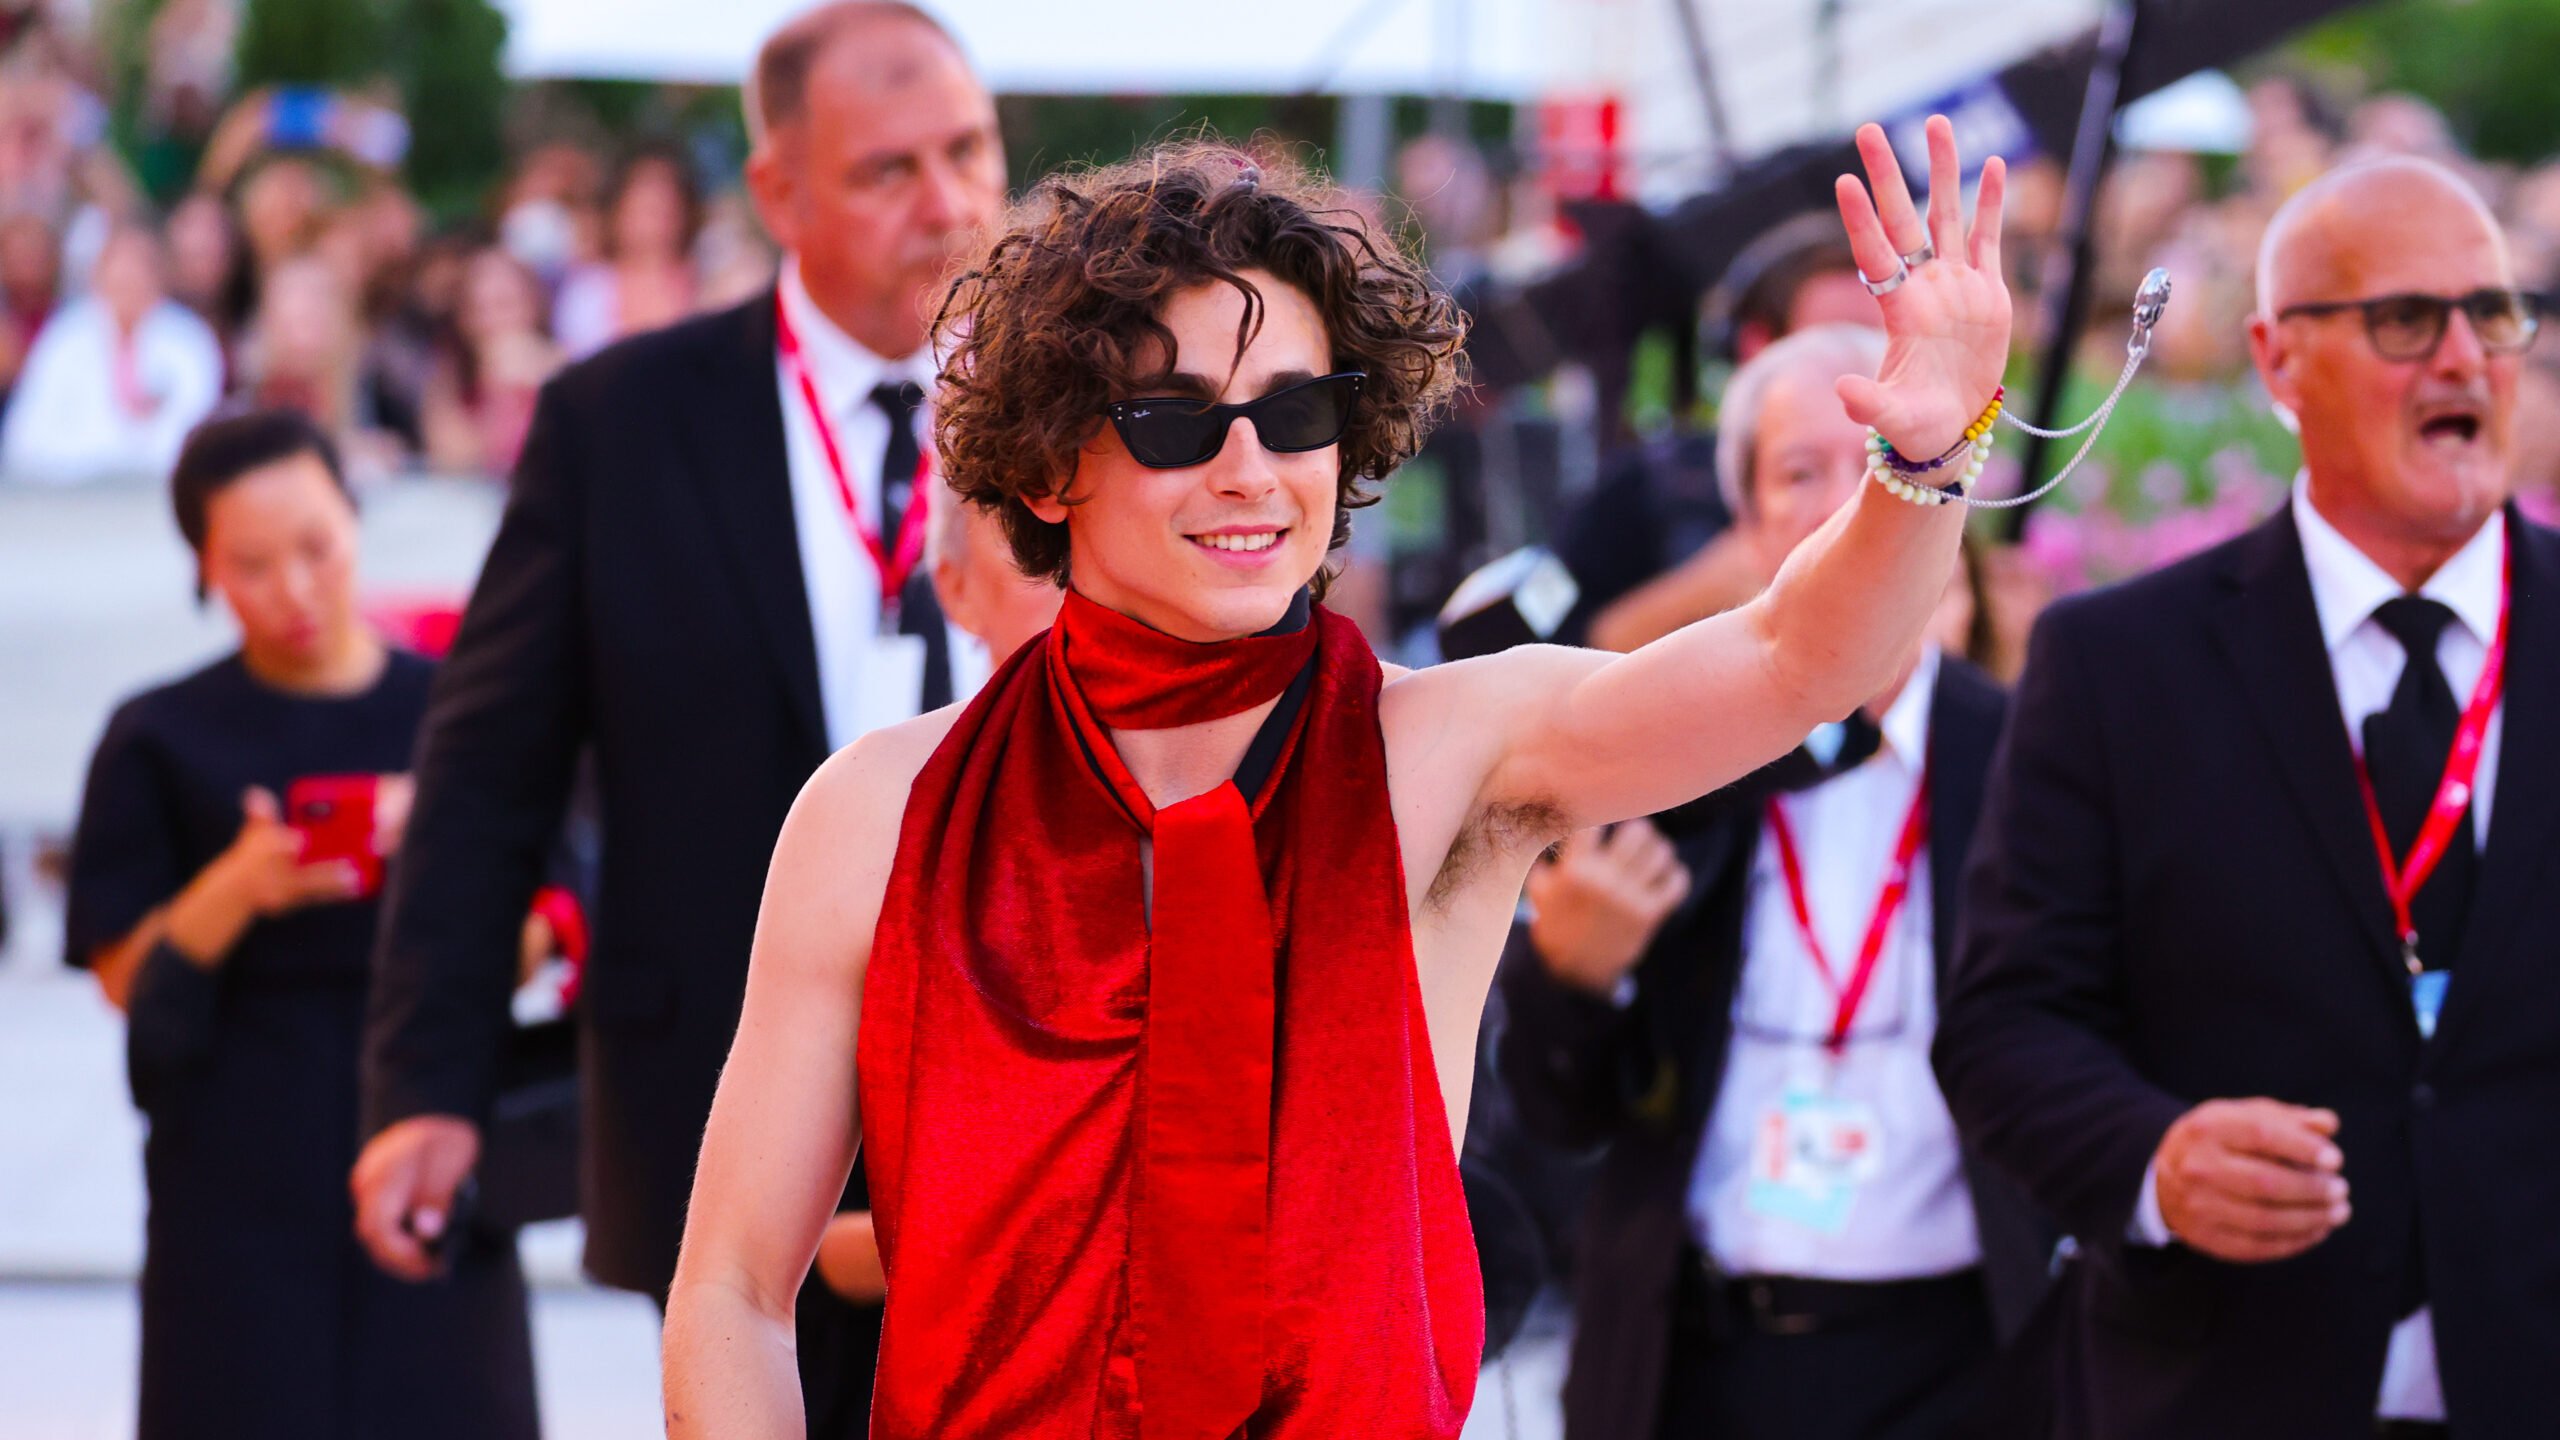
[663,724,933,1437]
[1483,118,2009,831]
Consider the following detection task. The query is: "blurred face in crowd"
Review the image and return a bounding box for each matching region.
[2251,160,2522,576]
[240,158,325,267]
[460,249,544,346]
[91,229,166,332]
[166,193,235,309]
[259,256,354,374]
[0,213,58,311]
[932,494,1063,662]
[1784,269,1883,335]
[1028,273,1338,643]
[613,156,692,265]
[1740,360,1873,577]
[200,452,364,671]
[746,12,1003,358]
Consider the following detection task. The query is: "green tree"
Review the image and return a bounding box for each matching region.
[230,0,509,214]
[2291,0,2560,164]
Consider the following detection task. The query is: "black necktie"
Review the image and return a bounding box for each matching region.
[2361,596,2476,973]
[1755,709,1886,796]
[872,380,926,556]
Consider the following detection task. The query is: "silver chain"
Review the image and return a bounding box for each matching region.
[1945,268,2172,511]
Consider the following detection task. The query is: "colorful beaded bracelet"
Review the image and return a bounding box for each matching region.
[1871,385,2006,476]
[1867,423,1992,507]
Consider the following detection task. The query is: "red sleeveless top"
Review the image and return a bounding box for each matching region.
[856,594,1481,1439]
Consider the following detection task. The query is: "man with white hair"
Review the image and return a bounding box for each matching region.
[1501,325,2045,1440]
[1938,157,2560,1437]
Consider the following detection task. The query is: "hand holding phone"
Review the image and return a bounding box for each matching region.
[286,775,384,897]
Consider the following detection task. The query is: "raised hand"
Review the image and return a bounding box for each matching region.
[1833,115,2012,461]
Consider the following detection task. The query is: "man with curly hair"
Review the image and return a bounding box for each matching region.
[667,117,2014,1439]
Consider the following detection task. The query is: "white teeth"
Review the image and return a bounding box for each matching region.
[1198,532,1279,552]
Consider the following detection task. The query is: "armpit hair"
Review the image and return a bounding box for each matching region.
[1427,794,1571,911]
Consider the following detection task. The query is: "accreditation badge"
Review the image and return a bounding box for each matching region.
[1744,1081,1888,1234]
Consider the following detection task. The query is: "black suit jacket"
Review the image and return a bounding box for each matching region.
[1935,506,2560,1439]
[361,292,943,1299]
[1500,657,2049,1440]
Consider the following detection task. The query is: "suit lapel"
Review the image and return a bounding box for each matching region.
[679,291,829,756]
[2207,509,2406,983]
[2432,510,2560,1048]
[1926,659,2002,983]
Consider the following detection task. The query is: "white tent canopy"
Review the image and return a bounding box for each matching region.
[494,0,2119,203]
[494,0,1549,99]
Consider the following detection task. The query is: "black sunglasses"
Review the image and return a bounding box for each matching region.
[2276,288,2543,361]
[1103,372,1364,470]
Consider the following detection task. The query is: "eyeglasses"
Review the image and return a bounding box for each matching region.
[2275,289,2543,361]
[1103,372,1364,470]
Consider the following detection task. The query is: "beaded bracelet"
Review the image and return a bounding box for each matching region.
[1865,385,2004,507]
[1873,386,2005,476]
[1868,425,1992,506]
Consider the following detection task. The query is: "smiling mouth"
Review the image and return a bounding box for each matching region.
[1191,530,1285,553]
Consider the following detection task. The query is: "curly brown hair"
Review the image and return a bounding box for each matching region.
[931,138,1470,589]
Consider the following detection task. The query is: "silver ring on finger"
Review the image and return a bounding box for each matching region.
[1899,240,1937,270]
[1859,259,1909,298]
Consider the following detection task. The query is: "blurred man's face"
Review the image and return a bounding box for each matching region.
[2251,175,2522,559]
[1742,363,1871,576]
[748,18,1003,358]
[1785,269,1883,334]
[933,501,1063,663]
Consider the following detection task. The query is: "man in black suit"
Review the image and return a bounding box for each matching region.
[1500,326,2048,1440]
[347,4,1005,1431]
[1936,158,2558,1438]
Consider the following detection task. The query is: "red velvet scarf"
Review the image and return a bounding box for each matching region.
[858,589,1482,1440]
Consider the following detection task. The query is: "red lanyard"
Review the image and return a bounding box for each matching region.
[1762,767,1931,1053]
[2352,536,2510,976]
[111,333,151,418]
[775,293,932,604]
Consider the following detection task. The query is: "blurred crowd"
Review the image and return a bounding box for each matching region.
[0,3,779,490]
[16,1,2560,1437]
[11,0,2558,617]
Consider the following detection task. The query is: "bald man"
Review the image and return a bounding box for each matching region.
[353,5,1003,1433]
[1935,157,2558,1438]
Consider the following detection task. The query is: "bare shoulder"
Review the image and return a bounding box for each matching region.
[761,704,968,975]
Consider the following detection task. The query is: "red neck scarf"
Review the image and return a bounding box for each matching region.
[859,589,1481,1440]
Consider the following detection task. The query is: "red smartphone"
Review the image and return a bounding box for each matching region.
[286,774,383,897]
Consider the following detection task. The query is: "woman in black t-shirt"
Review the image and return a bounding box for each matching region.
[64,410,539,1440]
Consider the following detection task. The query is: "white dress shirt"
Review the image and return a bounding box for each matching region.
[1692,646,1985,1280]
[774,260,939,751]
[0,297,223,484]
[2132,475,2504,1421]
